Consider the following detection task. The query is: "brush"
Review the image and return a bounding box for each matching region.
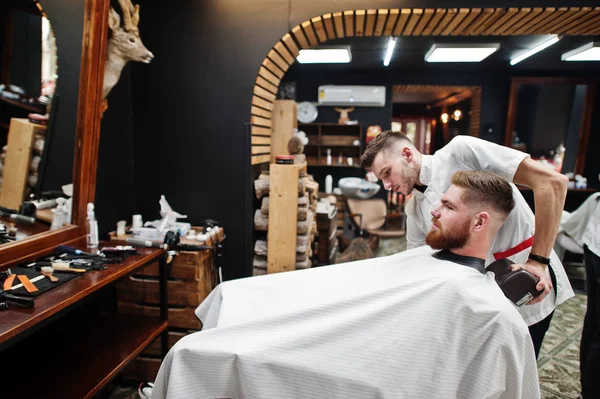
[51,262,86,273]
[40,266,59,283]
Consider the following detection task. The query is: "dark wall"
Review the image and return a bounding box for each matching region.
[94,0,600,282]
[9,10,41,97]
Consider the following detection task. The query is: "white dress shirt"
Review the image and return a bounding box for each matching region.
[151,247,539,399]
[583,196,600,257]
[405,135,574,326]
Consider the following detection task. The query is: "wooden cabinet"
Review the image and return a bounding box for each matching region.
[299,123,362,168]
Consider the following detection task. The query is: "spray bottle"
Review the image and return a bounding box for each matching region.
[86,203,99,248]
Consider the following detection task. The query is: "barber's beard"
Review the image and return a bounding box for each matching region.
[426,217,471,250]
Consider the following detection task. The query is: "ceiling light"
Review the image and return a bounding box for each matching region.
[383,37,397,67]
[562,42,600,61]
[510,35,560,65]
[425,43,500,63]
[440,113,449,124]
[297,47,351,64]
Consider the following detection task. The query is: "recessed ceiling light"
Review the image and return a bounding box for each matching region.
[383,37,397,67]
[510,35,560,65]
[562,42,600,61]
[297,47,351,64]
[425,43,500,63]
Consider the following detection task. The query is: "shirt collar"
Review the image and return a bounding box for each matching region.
[419,155,433,186]
[432,250,486,274]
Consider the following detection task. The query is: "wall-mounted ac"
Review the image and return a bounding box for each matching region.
[318,85,386,107]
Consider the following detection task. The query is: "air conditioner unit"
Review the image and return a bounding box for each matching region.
[318,85,386,107]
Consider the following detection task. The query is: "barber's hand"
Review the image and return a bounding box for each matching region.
[510,261,551,305]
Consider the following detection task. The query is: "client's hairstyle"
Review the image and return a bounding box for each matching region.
[360,130,414,168]
[451,171,515,218]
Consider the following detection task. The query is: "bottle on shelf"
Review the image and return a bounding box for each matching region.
[326,148,332,165]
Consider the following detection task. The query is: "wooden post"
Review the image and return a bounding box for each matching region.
[0,118,45,209]
[270,100,297,164]
[267,162,305,273]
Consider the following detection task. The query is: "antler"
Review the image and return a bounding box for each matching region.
[117,0,140,34]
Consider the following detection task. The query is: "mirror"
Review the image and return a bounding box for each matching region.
[505,77,594,176]
[0,0,73,246]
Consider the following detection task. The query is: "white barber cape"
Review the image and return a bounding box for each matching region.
[406,135,574,326]
[151,246,539,399]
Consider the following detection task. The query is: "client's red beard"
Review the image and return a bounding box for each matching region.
[426,217,472,250]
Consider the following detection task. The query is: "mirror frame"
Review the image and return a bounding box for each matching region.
[0,0,109,267]
[504,76,596,176]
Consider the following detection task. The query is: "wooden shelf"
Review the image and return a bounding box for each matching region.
[0,95,46,113]
[0,245,164,346]
[308,162,361,169]
[2,313,168,399]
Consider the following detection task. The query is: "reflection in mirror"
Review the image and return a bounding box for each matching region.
[0,0,72,246]
[507,79,592,176]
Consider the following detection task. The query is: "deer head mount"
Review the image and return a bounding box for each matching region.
[335,107,354,125]
[102,0,153,113]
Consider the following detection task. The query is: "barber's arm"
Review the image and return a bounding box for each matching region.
[512,157,569,305]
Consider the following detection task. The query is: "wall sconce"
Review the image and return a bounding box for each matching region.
[453,109,463,121]
[441,112,449,124]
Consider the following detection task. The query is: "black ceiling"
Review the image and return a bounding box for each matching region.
[288,35,600,72]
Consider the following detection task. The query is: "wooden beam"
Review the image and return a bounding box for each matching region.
[333,12,344,38]
[403,8,423,35]
[422,8,446,36]
[432,8,457,35]
[291,25,310,48]
[252,95,274,111]
[322,14,336,39]
[258,66,280,87]
[254,85,276,102]
[301,20,319,47]
[374,9,388,36]
[452,8,481,35]
[441,8,469,35]
[251,126,272,136]
[511,8,551,35]
[311,17,328,42]
[483,8,518,35]
[252,145,271,155]
[538,7,582,34]
[462,8,494,35]
[281,33,300,57]
[557,8,599,35]
[251,155,270,165]
[344,10,354,37]
[365,9,376,36]
[252,136,271,145]
[383,9,399,36]
[262,58,284,78]
[251,106,272,119]
[274,41,295,64]
[472,8,505,35]
[392,9,411,35]
[267,49,289,72]
[251,115,272,128]
[355,10,365,36]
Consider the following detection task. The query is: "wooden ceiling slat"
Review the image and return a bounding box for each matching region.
[383,9,399,36]
[504,8,543,35]
[483,8,518,35]
[511,8,551,35]
[568,11,600,35]
[412,8,434,36]
[550,8,592,34]
[393,9,412,35]
[557,8,598,35]
[311,17,328,42]
[581,15,600,35]
[403,8,422,35]
[252,106,272,119]
[258,66,280,87]
[462,8,495,35]
[333,12,345,38]
[355,10,366,36]
[301,21,319,46]
[261,58,284,79]
[291,25,310,48]
[251,126,272,136]
[322,14,336,40]
[281,34,299,58]
[441,8,469,35]
[252,155,271,165]
[538,7,581,34]
[530,7,569,34]
[274,42,294,65]
[452,8,481,35]
[252,136,271,145]
[422,8,447,36]
[254,85,277,102]
[267,49,289,72]
[472,8,505,35]
[365,9,377,36]
[252,95,274,112]
[344,11,355,37]
[432,8,457,35]
[251,115,272,128]
[374,9,388,36]
[252,145,271,155]
[256,76,278,95]
[566,9,600,35]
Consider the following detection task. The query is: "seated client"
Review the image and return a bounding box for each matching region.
[147,170,539,399]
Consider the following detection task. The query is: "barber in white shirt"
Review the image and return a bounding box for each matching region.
[361,132,574,357]
[581,197,600,398]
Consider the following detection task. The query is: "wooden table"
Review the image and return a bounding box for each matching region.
[0,241,168,399]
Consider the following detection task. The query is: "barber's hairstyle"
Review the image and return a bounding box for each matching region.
[360,130,414,168]
[451,171,515,218]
